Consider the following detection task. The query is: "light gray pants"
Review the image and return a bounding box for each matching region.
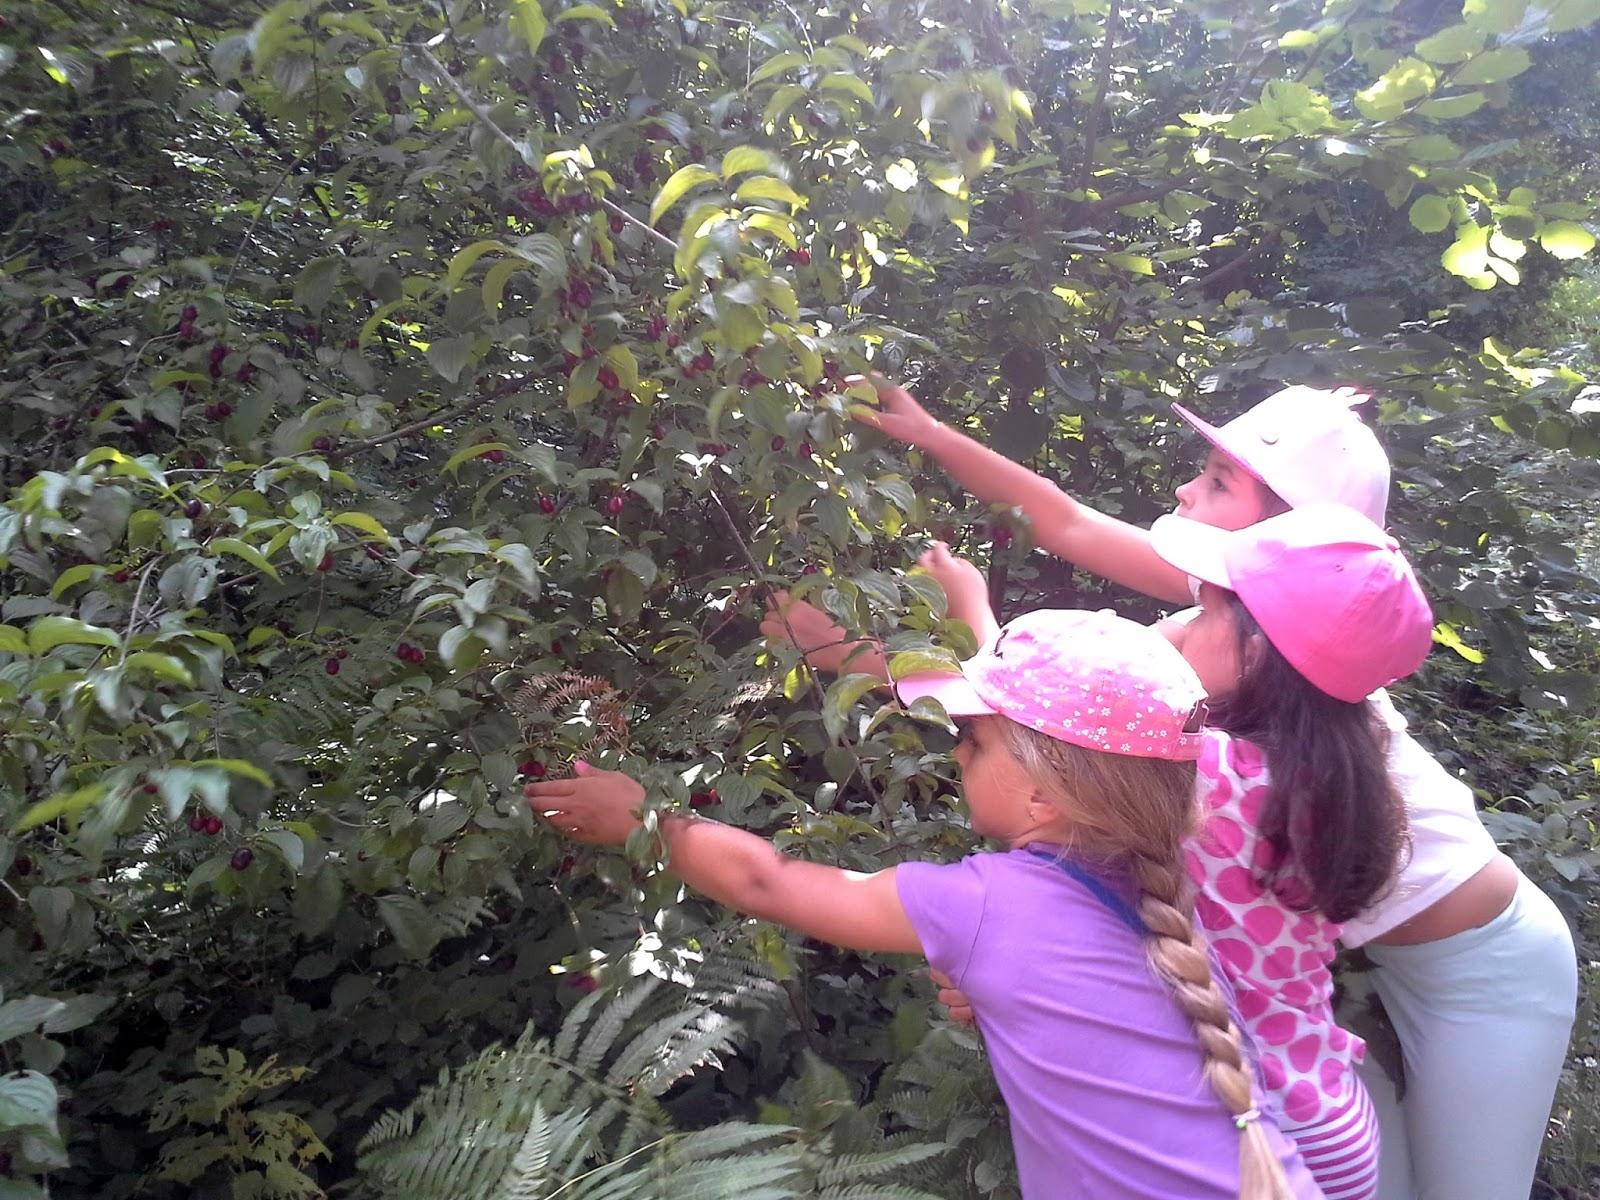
[1357,872,1577,1200]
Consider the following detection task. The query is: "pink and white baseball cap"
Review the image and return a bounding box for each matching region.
[1171,386,1391,524]
[896,609,1208,761]
[1149,503,1433,703]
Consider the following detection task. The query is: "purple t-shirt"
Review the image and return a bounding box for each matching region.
[896,848,1320,1200]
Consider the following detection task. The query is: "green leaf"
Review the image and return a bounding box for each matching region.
[1463,0,1528,33]
[750,51,807,86]
[1278,29,1319,49]
[734,175,806,208]
[1433,623,1484,663]
[210,537,283,582]
[1538,220,1596,260]
[28,616,120,655]
[1441,223,1491,277]
[442,443,511,476]
[553,3,615,27]
[377,895,441,958]
[1103,251,1155,275]
[425,337,475,384]
[293,255,344,313]
[445,239,511,288]
[0,997,66,1043]
[14,783,109,832]
[513,233,568,281]
[721,146,779,180]
[124,652,195,686]
[1453,46,1532,86]
[822,672,885,740]
[818,72,874,104]
[649,164,719,226]
[1416,92,1486,119]
[1409,194,1452,233]
[260,829,305,872]
[330,511,391,542]
[483,258,522,313]
[1354,57,1436,121]
[0,625,27,655]
[0,1072,58,1136]
[1414,24,1486,64]
[192,757,274,787]
[514,0,548,55]
[49,563,99,600]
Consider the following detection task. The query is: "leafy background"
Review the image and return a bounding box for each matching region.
[2,0,1599,1195]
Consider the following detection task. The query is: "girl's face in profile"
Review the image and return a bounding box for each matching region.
[953,717,1047,844]
[1173,449,1279,530]
[1163,583,1248,699]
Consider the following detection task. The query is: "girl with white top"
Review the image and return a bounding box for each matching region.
[769,377,1577,1200]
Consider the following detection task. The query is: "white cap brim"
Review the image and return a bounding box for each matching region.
[1149,514,1235,590]
[895,671,994,717]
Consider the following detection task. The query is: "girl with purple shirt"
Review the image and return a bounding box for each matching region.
[527,609,1319,1200]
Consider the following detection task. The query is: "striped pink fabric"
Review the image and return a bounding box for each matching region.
[1282,1083,1380,1200]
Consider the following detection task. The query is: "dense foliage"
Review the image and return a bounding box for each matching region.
[2,0,1598,1195]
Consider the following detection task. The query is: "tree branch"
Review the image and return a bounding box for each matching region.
[1180,230,1281,294]
[407,45,677,252]
[1076,0,1123,193]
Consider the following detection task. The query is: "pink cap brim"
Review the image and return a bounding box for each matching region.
[1171,402,1269,486]
[1149,514,1234,590]
[895,671,994,718]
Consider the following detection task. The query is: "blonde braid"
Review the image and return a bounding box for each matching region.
[1130,852,1292,1200]
[996,717,1293,1200]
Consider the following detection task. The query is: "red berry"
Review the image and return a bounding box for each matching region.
[396,643,413,662]
[111,569,130,583]
[213,401,232,419]
[770,435,787,452]
[557,854,576,875]
[317,552,334,572]
[606,494,625,515]
[230,848,253,871]
[142,782,158,795]
[335,648,349,660]
[14,856,33,876]
[692,351,714,371]
[789,248,812,266]
[801,563,820,575]
[184,499,205,519]
[190,452,207,468]
[598,367,620,390]
[610,214,625,234]
[570,973,598,994]
[690,788,719,810]
[324,657,340,675]
[666,332,681,349]
[482,449,506,464]
[551,640,564,654]
[539,495,557,514]
[366,544,385,561]
[992,526,1014,549]
[649,423,666,439]
[312,436,333,452]
[797,441,814,459]
[204,815,223,835]
[519,760,547,778]
[181,304,199,322]
[189,813,207,831]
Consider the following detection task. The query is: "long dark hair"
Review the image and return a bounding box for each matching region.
[1205,593,1407,924]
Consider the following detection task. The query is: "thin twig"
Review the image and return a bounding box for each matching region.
[119,556,164,664]
[408,45,677,252]
[221,153,311,297]
[1076,0,1122,193]
[331,392,500,459]
[771,0,815,56]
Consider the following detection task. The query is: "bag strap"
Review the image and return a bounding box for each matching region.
[1027,849,1146,936]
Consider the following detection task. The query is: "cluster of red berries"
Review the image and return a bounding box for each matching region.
[188,811,225,835]
[395,642,425,665]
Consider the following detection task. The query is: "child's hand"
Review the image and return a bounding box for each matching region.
[525,761,645,846]
[761,590,859,674]
[917,542,999,642]
[849,373,940,446]
[930,967,976,1028]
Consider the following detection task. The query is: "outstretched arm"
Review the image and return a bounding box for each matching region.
[856,376,1193,604]
[527,764,923,955]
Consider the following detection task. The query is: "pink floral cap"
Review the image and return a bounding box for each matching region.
[897,609,1208,761]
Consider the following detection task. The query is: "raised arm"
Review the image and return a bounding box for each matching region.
[856,376,1193,604]
[527,764,922,955]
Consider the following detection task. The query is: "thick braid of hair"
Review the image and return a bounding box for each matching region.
[1131,852,1293,1200]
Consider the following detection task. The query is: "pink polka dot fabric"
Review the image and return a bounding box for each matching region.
[1189,730,1366,1129]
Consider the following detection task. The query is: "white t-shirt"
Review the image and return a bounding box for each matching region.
[1338,689,1498,947]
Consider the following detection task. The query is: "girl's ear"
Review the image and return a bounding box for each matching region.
[1241,629,1269,675]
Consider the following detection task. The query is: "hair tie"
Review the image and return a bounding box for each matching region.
[1234,1108,1261,1131]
